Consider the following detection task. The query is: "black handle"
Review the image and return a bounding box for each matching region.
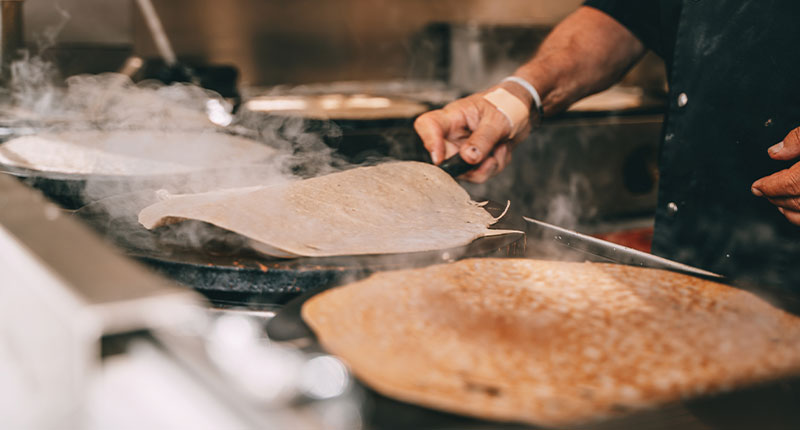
[439,154,477,177]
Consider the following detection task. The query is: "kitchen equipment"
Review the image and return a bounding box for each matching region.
[523,216,720,278]
[0,171,202,429]
[0,128,276,209]
[0,161,277,210]
[132,0,241,104]
[73,191,525,305]
[239,87,443,165]
[266,218,800,430]
[267,217,724,342]
[0,173,361,429]
[134,0,197,85]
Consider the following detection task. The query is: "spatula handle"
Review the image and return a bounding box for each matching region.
[439,154,477,178]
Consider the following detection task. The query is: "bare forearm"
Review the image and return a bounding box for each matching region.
[510,6,646,116]
[415,7,647,182]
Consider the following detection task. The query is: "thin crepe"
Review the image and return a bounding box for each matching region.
[0,130,276,176]
[138,161,516,258]
[302,258,800,427]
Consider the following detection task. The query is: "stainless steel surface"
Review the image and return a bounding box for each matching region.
[0,173,202,335]
[1,0,24,76]
[0,174,203,428]
[0,175,358,429]
[524,215,721,278]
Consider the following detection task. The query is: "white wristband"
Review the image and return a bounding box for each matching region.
[502,76,543,118]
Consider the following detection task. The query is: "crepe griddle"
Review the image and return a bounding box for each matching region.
[0,129,277,210]
[73,190,525,304]
[268,267,800,430]
[2,163,191,209]
[0,157,287,211]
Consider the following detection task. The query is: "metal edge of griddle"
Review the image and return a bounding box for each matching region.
[523,216,722,279]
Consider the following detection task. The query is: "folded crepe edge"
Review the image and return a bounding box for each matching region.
[483,200,523,237]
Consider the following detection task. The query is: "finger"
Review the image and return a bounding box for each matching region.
[414,111,451,165]
[460,141,513,183]
[767,196,800,211]
[461,157,499,184]
[751,164,800,197]
[443,139,461,160]
[778,207,800,226]
[769,127,800,161]
[460,106,510,164]
[494,143,512,174]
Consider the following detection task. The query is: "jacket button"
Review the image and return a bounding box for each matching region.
[677,93,689,108]
[667,202,679,216]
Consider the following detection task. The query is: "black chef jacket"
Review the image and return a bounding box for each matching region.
[583,0,800,294]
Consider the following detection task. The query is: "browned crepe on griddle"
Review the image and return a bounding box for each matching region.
[301,258,800,427]
[138,162,516,257]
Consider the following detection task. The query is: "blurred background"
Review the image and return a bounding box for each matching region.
[21,0,667,256]
[29,0,584,84]
[0,3,727,430]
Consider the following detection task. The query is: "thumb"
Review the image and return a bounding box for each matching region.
[460,107,509,164]
[769,127,800,160]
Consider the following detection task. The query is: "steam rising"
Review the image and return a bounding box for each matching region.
[0,48,352,255]
[5,71,230,131]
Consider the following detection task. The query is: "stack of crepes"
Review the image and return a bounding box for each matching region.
[139,161,517,258]
[302,258,800,427]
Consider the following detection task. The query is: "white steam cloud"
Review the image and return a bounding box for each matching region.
[0,46,351,255]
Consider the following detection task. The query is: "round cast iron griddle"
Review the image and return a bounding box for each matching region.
[0,127,281,210]
[267,275,800,430]
[72,190,525,305]
[237,94,434,166]
[1,163,191,209]
[0,158,287,211]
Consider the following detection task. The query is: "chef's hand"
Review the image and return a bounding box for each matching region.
[751,127,800,225]
[414,82,534,183]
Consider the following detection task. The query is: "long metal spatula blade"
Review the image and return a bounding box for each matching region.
[523,216,721,279]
